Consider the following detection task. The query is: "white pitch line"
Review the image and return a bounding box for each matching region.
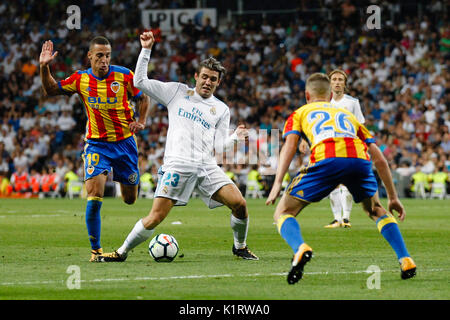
[0,214,61,218]
[0,268,445,287]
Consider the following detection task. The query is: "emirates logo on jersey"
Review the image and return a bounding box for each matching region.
[110,81,120,93]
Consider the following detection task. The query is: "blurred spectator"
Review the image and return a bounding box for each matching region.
[56,110,76,144]
[40,166,60,197]
[63,162,82,198]
[21,59,38,77]
[10,165,30,193]
[29,168,41,194]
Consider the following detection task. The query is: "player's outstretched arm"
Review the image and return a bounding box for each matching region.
[368,143,406,221]
[134,31,155,91]
[39,40,61,96]
[134,31,179,106]
[140,31,155,50]
[266,134,299,205]
[219,124,248,152]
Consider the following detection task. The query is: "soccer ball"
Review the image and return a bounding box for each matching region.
[148,233,179,262]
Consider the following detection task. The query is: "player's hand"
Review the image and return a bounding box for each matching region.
[39,40,58,66]
[234,124,248,141]
[129,121,145,133]
[140,31,155,50]
[265,182,282,205]
[299,139,309,154]
[388,197,406,221]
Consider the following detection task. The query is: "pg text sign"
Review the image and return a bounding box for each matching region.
[141,8,217,32]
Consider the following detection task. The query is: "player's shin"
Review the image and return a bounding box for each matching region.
[86,197,103,250]
[230,214,248,249]
[117,219,154,256]
[329,188,342,223]
[376,214,410,261]
[277,214,304,253]
[341,187,353,220]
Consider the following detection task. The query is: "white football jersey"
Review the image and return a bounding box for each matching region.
[134,48,231,168]
[331,94,365,124]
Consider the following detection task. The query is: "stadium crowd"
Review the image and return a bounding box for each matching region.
[0,0,449,199]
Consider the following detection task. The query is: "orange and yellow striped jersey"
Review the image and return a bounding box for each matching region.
[283,101,375,163]
[58,65,142,142]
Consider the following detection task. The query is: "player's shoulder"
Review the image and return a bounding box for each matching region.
[68,69,88,77]
[212,95,228,109]
[299,101,326,112]
[165,83,193,102]
[343,94,359,102]
[178,83,192,93]
[109,65,132,75]
[60,70,86,83]
[213,96,231,118]
[284,102,310,121]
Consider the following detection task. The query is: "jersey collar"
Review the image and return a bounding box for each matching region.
[193,88,215,103]
[87,66,112,81]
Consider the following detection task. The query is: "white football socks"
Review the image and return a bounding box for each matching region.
[341,186,353,221]
[230,214,248,249]
[329,188,342,223]
[117,219,154,256]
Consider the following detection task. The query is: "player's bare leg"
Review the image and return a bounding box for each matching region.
[120,184,138,205]
[142,197,176,229]
[274,194,313,284]
[360,191,386,221]
[212,183,258,260]
[85,174,107,261]
[212,183,247,218]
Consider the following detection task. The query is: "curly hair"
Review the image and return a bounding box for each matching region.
[196,56,227,80]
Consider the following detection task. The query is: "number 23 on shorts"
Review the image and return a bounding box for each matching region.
[162,172,180,187]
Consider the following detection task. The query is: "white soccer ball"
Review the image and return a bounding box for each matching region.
[148,233,179,262]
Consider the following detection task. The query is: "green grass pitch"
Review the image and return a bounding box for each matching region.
[0,197,449,300]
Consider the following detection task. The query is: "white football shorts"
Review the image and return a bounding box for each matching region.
[154,164,233,209]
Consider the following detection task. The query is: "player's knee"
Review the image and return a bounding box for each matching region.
[124,199,136,205]
[229,196,247,218]
[232,196,247,211]
[123,195,136,205]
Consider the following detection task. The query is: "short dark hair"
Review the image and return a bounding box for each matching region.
[306,73,331,97]
[196,56,226,79]
[89,36,111,50]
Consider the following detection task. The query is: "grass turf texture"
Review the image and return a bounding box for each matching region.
[0,198,448,300]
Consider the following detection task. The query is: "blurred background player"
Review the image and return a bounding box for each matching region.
[266,73,416,284]
[39,37,149,261]
[325,69,365,229]
[95,31,259,262]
